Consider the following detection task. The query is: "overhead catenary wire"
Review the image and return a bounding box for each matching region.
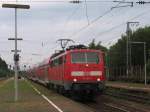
[69,0,126,38]
[95,8,150,38]
[0,0,117,3]
[85,0,90,25]
[81,9,148,47]
[25,0,119,47]
[71,0,149,44]
[64,4,82,27]
[42,2,82,46]
[74,0,150,44]
[70,8,113,38]
[79,8,150,46]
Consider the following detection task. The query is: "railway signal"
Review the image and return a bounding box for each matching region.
[2,3,30,102]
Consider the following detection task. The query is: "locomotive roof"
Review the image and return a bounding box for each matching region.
[68,49,102,52]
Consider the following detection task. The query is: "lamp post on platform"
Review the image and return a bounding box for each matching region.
[2,3,30,102]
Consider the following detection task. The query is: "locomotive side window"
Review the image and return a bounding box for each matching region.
[58,57,63,65]
[50,56,64,67]
[54,59,59,66]
[50,59,58,67]
[63,55,66,63]
[71,52,99,64]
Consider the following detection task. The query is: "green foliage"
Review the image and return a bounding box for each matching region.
[108,35,127,67]
[0,58,8,70]
[108,26,150,68]
[88,39,108,52]
[0,57,10,77]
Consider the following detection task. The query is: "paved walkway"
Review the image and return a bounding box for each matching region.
[106,81,150,93]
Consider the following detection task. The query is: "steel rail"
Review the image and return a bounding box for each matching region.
[104,103,130,112]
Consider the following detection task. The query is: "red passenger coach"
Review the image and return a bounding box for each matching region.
[27,45,105,98]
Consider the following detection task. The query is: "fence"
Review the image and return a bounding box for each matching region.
[106,65,150,83]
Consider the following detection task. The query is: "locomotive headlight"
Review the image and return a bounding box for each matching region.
[97,78,100,81]
[71,71,84,76]
[73,78,77,82]
[90,71,102,76]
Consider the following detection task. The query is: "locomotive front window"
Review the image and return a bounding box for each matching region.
[71,52,99,63]
[72,52,86,63]
[86,52,99,63]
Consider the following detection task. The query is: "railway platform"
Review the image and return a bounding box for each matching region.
[0,78,94,112]
[106,81,150,93]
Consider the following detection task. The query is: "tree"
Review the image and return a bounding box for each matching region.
[109,26,150,67]
[88,39,107,52]
[108,26,150,82]
[0,57,9,77]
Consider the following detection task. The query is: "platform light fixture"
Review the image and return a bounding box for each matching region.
[2,3,30,102]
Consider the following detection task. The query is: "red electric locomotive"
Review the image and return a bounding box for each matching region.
[28,45,105,98]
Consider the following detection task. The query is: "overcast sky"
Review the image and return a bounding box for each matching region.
[0,0,150,69]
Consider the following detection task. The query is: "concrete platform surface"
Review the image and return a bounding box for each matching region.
[106,81,150,93]
[0,78,94,112]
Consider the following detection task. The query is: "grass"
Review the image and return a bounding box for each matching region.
[0,79,55,112]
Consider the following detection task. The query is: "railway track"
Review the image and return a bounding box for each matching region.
[105,88,150,105]
[30,80,150,112]
[103,103,131,112]
[82,95,150,112]
[84,101,134,112]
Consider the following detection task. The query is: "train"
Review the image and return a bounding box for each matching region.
[27,45,105,99]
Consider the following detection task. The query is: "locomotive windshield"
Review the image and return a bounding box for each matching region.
[71,52,99,63]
